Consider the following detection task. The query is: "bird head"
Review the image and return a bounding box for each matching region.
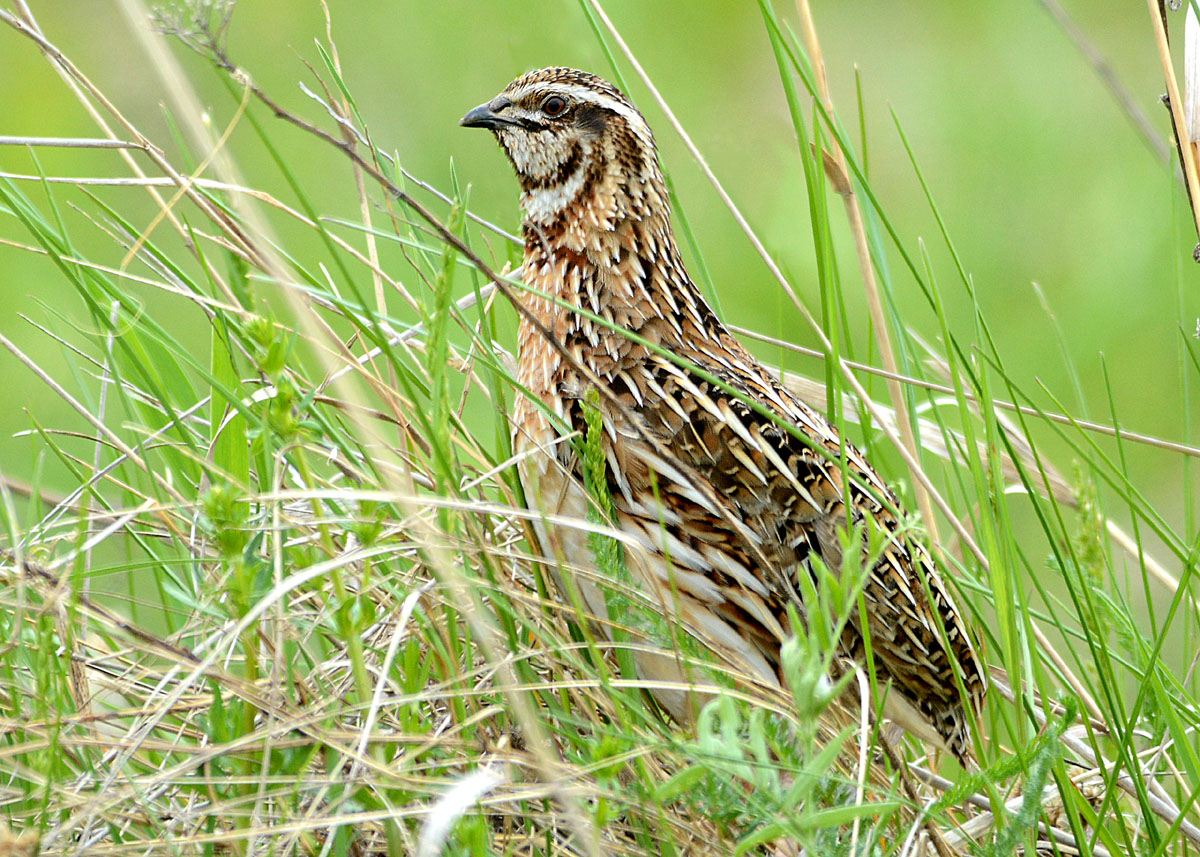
[461,67,667,229]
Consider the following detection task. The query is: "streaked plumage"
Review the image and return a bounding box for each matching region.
[462,67,985,762]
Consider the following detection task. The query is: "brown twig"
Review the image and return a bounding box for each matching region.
[795,0,943,557]
[1147,0,1200,248]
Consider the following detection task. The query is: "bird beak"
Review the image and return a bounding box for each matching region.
[460,98,515,130]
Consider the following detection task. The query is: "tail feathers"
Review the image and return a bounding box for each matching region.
[881,689,977,768]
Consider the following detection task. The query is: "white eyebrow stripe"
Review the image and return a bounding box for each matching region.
[509,83,652,137]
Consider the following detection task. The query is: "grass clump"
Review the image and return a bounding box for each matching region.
[1,2,1198,855]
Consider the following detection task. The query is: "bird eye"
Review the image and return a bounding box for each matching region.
[542,95,568,117]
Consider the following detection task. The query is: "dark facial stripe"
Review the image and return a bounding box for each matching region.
[520,140,583,191]
[575,103,609,138]
[519,156,608,240]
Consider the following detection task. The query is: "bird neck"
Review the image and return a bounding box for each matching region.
[518,168,723,355]
[519,210,720,378]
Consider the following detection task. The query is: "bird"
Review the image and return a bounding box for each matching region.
[461,67,986,763]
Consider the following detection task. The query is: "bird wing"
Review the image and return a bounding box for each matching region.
[581,334,985,750]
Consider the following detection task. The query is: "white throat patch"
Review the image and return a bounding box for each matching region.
[521,166,587,224]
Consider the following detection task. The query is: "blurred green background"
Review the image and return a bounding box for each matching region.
[1,0,1195,544]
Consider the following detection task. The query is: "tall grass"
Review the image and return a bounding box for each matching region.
[1,1,1197,855]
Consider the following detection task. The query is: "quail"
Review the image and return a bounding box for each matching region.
[461,67,985,762]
